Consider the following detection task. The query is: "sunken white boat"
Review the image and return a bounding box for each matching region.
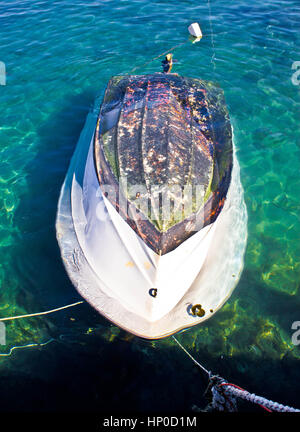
[56,73,247,339]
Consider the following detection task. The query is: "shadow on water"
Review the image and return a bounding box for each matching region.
[1,90,299,413]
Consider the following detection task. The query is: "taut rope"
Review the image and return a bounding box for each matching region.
[0,301,84,322]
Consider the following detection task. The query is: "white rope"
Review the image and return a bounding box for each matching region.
[172,336,210,375]
[0,301,84,322]
[0,338,55,357]
[207,0,217,71]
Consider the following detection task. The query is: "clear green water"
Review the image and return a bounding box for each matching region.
[0,0,299,412]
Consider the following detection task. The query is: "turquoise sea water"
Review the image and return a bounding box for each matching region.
[0,0,299,412]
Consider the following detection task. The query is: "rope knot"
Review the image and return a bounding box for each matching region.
[210,376,238,412]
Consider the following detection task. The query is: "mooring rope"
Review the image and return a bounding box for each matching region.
[127,21,220,76]
[128,41,188,74]
[0,301,84,322]
[172,335,210,375]
[127,30,218,76]
[0,338,55,357]
[207,0,217,71]
[172,336,300,413]
[0,325,101,358]
[219,382,300,413]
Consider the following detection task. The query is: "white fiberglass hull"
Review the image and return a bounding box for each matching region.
[56,100,247,339]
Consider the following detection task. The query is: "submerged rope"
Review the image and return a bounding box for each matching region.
[0,338,55,357]
[0,301,84,322]
[0,325,102,358]
[0,301,85,356]
[207,0,216,71]
[173,336,300,413]
[172,335,210,375]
